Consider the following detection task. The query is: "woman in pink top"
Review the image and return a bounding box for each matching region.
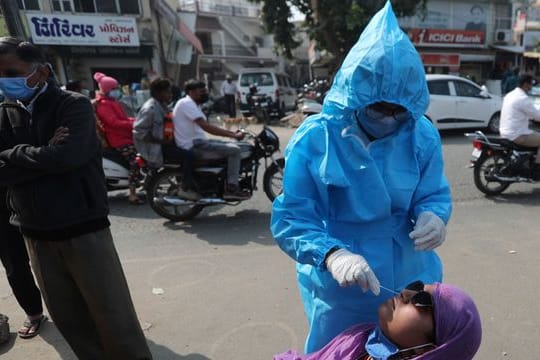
[93,72,143,204]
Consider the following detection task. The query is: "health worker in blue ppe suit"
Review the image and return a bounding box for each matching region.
[271,1,452,353]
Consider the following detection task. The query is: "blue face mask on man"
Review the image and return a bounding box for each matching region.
[0,68,40,102]
[357,105,410,138]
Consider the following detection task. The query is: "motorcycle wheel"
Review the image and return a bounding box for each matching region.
[263,158,285,201]
[147,169,204,221]
[487,112,500,134]
[473,154,511,195]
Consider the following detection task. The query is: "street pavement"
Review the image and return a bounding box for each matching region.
[1,123,539,359]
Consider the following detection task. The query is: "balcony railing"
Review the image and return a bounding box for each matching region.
[202,45,260,57]
[179,0,260,18]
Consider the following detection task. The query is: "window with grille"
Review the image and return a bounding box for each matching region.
[17,0,40,10]
[52,0,73,12]
[72,0,140,14]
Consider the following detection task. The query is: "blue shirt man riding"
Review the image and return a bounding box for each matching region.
[271,1,452,353]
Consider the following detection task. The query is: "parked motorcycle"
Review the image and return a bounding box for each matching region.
[465,130,539,195]
[141,126,284,221]
[280,98,322,128]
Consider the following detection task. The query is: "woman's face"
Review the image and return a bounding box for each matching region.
[378,283,435,349]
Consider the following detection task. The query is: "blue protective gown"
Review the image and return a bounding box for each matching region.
[270,2,452,353]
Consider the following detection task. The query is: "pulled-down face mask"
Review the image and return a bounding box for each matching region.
[356,102,410,139]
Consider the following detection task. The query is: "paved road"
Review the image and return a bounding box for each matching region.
[1,124,539,359]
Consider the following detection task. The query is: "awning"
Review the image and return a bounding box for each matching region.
[490,45,524,54]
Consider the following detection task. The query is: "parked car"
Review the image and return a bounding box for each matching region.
[237,68,297,112]
[425,74,502,133]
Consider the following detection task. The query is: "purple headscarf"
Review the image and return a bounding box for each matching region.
[274,283,482,360]
[418,283,482,360]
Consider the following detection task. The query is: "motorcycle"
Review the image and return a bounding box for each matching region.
[141,126,285,221]
[465,130,539,195]
[102,148,133,191]
[241,86,281,124]
[280,98,322,128]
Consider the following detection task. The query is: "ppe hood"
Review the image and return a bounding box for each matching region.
[323,1,429,121]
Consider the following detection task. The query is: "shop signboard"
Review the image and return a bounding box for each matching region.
[25,14,139,46]
[420,53,460,67]
[408,29,484,47]
[399,1,487,33]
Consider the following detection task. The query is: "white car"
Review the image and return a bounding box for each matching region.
[425,74,502,132]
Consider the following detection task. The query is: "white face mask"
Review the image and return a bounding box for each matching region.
[108,89,122,100]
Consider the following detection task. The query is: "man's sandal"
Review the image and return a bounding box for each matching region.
[18,315,47,339]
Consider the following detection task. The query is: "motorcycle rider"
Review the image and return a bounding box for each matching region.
[93,71,144,205]
[133,77,199,200]
[172,79,249,200]
[499,74,540,177]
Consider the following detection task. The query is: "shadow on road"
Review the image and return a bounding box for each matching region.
[162,209,275,246]
[107,192,161,220]
[482,188,540,206]
[439,129,477,145]
[148,339,210,360]
[0,332,15,356]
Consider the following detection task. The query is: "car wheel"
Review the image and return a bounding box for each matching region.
[487,113,500,134]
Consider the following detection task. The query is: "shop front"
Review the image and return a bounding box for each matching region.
[399,1,496,84]
[408,28,494,84]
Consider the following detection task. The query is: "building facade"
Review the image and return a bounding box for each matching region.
[398,0,513,88]
[177,0,280,95]
[6,0,204,95]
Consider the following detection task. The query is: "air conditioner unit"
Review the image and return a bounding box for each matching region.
[139,24,154,43]
[495,29,512,44]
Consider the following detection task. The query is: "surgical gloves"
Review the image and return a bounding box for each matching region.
[409,211,446,251]
[325,248,380,295]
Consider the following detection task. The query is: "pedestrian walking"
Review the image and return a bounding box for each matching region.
[220,74,240,118]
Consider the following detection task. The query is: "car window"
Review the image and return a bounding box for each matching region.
[239,72,275,87]
[427,80,450,95]
[454,81,481,97]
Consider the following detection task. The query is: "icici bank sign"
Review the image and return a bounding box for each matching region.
[408,29,485,47]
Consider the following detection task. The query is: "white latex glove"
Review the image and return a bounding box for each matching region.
[409,211,446,251]
[325,248,380,295]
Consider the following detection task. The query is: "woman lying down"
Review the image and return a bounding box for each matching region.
[275,281,481,360]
